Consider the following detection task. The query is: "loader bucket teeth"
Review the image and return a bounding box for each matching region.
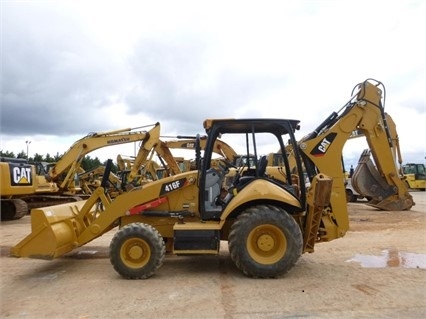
[10,202,86,259]
[352,150,413,211]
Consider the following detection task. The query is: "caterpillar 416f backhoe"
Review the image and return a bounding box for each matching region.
[11,79,413,279]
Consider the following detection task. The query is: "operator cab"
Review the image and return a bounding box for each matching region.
[198,118,305,220]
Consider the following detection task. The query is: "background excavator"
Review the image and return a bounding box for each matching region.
[1,158,42,220]
[0,157,83,221]
[44,123,163,192]
[11,79,413,280]
[1,123,164,221]
[78,135,240,194]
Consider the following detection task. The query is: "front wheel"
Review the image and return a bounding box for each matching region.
[110,223,165,279]
[228,205,302,278]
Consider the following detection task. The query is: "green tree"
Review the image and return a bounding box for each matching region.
[0,150,15,158]
[16,151,27,159]
[54,152,62,162]
[33,153,44,162]
[45,153,55,163]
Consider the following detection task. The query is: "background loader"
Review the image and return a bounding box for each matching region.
[402,163,426,191]
[11,79,413,280]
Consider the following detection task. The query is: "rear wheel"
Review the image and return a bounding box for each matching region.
[110,223,165,279]
[346,189,357,202]
[228,205,302,278]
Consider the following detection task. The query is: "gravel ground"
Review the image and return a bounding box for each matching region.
[1,192,425,319]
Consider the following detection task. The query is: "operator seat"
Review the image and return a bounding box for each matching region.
[257,156,268,177]
[204,164,228,213]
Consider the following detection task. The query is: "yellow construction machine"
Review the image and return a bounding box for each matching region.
[11,79,413,280]
[163,137,239,162]
[77,166,123,197]
[78,137,183,197]
[401,163,426,191]
[1,158,40,220]
[0,158,81,221]
[43,123,162,193]
[1,123,165,220]
[115,138,183,189]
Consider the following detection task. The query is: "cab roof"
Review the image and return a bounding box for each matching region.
[203,118,300,135]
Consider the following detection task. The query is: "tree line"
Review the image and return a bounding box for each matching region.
[0,150,116,172]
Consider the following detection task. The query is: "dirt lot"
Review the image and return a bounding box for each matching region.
[1,192,425,319]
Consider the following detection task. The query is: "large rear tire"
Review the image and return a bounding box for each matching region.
[228,205,302,278]
[110,223,165,279]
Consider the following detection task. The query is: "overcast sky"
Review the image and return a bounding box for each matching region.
[1,0,425,168]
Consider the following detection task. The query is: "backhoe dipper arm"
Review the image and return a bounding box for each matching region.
[49,123,160,189]
[297,79,413,238]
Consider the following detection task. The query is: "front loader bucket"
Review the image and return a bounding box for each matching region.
[352,150,413,211]
[10,201,89,259]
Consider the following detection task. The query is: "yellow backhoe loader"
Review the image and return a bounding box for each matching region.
[11,79,413,280]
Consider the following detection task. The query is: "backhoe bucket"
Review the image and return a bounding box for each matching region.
[352,150,413,211]
[10,201,89,259]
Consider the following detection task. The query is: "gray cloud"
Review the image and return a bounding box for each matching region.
[1,2,128,136]
[124,37,288,135]
[1,1,424,164]
[1,3,287,139]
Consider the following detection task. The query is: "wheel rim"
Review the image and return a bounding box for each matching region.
[247,224,287,264]
[120,237,151,269]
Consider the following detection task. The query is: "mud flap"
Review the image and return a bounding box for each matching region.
[10,201,87,259]
[352,150,412,211]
